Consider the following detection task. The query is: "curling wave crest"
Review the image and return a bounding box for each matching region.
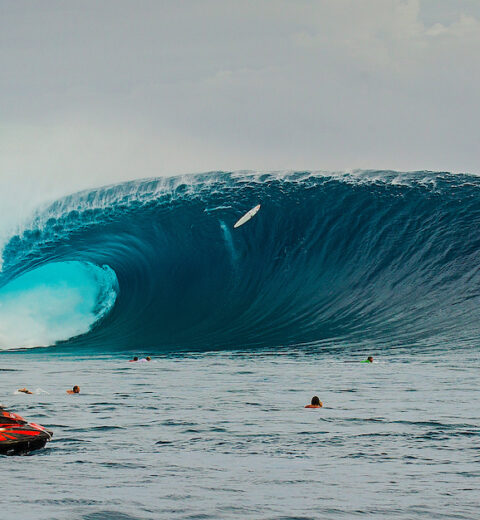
[0,170,479,351]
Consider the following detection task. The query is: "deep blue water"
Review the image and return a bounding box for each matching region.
[1,170,480,351]
[1,171,480,518]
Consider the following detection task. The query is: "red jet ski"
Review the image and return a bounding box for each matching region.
[0,407,53,455]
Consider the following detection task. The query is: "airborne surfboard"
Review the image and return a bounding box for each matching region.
[234,204,261,228]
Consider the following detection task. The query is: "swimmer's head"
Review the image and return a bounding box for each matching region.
[367,356,373,363]
[311,396,321,406]
[73,385,80,393]
[146,356,151,361]
[133,357,138,361]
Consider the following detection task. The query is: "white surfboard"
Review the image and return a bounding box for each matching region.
[234,204,261,228]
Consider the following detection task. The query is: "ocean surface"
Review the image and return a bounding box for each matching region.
[1,170,480,518]
[1,347,480,519]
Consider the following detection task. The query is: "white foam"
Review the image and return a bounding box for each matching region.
[0,261,118,350]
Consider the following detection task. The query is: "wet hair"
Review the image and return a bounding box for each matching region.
[73,386,80,393]
[367,356,373,362]
[146,356,151,361]
[311,396,320,406]
[133,357,138,361]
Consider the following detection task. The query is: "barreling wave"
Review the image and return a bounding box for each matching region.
[1,170,480,352]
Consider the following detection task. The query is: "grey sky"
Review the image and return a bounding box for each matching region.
[1,0,480,207]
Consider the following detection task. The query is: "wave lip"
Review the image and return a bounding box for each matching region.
[1,170,480,351]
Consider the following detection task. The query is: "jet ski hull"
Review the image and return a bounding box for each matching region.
[0,408,53,455]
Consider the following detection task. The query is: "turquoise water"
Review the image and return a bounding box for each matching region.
[3,171,480,352]
[1,346,479,519]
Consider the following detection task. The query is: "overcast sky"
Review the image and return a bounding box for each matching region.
[1,0,480,206]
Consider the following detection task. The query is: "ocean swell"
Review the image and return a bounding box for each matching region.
[1,170,480,351]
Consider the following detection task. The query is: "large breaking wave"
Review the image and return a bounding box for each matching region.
[1,170,480,352]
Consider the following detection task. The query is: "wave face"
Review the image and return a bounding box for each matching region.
[1,170,480,351]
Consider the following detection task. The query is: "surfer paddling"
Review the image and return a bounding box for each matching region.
[305,396,323,409]
[66,385,80,394]
[361,356,374,363]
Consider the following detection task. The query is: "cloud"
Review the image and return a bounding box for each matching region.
[1,0,479,205]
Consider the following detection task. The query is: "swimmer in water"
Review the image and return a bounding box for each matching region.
[18,388,33,395]
[67,385,80,394]
[129,357,139,362]
[305,396,323,408]
[146,356,151,361]
[361,356,374,363]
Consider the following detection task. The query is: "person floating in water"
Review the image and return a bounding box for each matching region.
[18,388,33,394]
[361,356,374,363]
[67,385,80,394]
[131,356,152,363]
[305,396,323,408]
